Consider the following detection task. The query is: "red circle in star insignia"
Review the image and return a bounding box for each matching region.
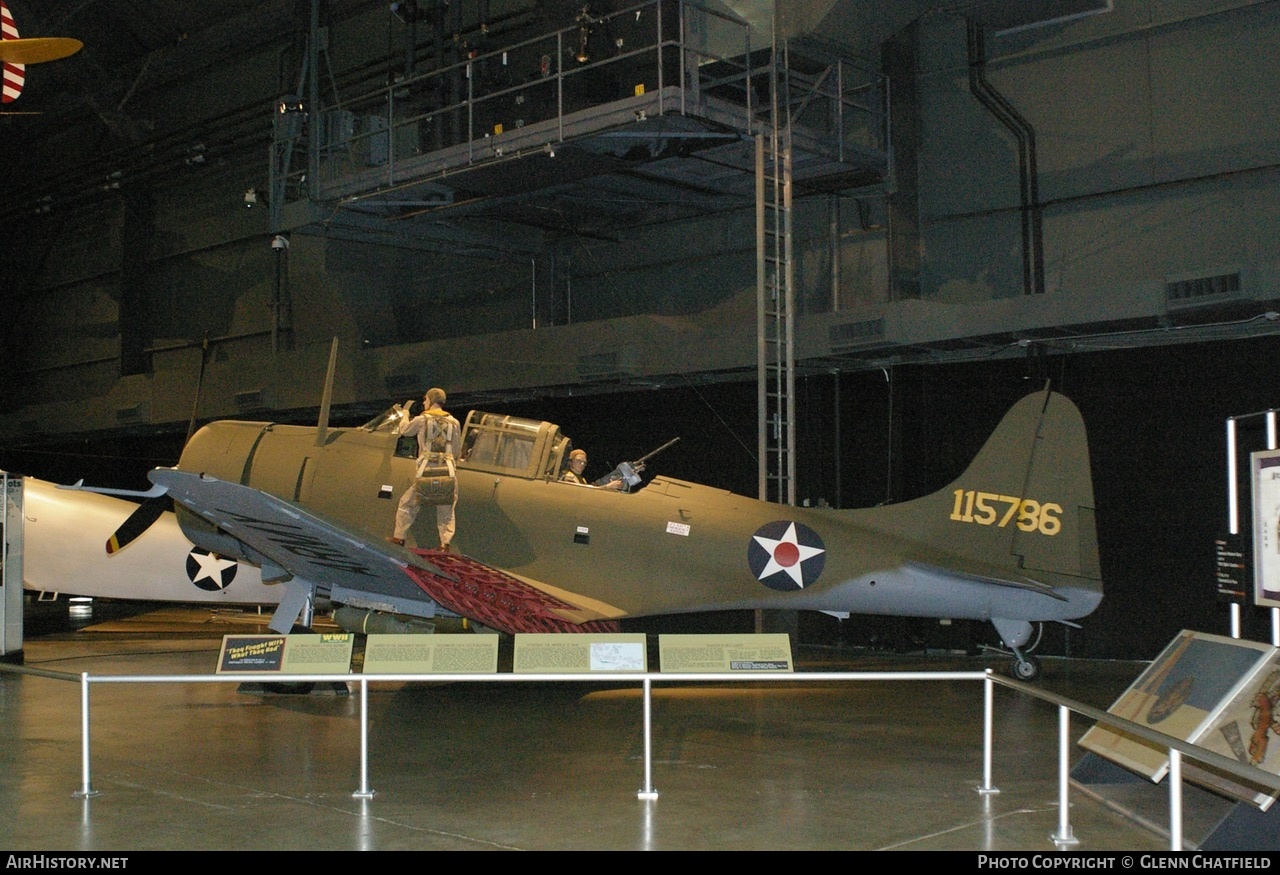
[773,541,800,567]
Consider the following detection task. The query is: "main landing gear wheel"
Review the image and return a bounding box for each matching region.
[1010,654,1041,681]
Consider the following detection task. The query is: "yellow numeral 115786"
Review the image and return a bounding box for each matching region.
[950,490,1062,536]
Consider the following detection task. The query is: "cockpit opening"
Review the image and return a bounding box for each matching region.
[364,404,660,489]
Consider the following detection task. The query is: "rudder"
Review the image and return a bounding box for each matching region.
[949,389,1099,581]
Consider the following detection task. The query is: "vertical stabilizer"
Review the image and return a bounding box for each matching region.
[865,389,1101,585]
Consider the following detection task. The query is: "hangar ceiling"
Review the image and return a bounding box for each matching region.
[11,0,1272,448]
[0,0,1111,229]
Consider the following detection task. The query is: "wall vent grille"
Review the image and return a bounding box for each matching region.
[577,350,637,379]
[115,403,147,423]
[1166,271,1241,308]
[830,318,886,350]
[234,389,267,410]
[385,374,420,395]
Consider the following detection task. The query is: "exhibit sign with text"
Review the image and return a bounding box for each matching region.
[363,633,499,674]
[1079,630,1272,785]
[513,633,647,673]
[217,633,354,675]
[1253,449,1280,607]
[658,633,794,673]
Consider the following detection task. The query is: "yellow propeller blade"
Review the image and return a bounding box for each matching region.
[0,37,82,64]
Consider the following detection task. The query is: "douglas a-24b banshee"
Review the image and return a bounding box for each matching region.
[84,362,1103,680]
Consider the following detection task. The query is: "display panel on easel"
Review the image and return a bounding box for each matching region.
[1079,630,1272,781]
[1252,449,1280,608]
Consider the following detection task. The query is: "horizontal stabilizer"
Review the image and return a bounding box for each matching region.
[903,560,1068,602]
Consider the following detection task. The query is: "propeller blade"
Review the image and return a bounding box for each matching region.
[106,495,168,555]
[0,37,82,64]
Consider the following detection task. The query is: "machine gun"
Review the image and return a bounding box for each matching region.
[594,437,680,491]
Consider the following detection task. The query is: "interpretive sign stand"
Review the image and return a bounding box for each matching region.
[513,632,647,673]
[217,632,355,675]
[658,633,793,672]
[1076,628,1280,849]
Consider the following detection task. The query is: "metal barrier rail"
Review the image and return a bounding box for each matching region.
[987,671,1280,848]
[5,661,1280,850]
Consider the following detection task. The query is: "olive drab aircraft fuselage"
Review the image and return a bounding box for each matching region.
[137,387,1103,679]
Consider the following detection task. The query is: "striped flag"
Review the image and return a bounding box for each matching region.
[1,0,25,104]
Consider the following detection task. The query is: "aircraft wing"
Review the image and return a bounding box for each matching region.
[149,469,621,635]
[150,468,452,607]
[23,477,278,604]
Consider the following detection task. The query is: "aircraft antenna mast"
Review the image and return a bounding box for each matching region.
[315,337,339,447]
[756,31,796,505]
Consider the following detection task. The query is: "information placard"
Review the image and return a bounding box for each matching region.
[658,633,793,673]
[363,633,499,674]
[1254,449,1280,607]
[217,633,354,675]
[1215,534,1248,603]
[1078,629,1271,781]
[513,633,648,673]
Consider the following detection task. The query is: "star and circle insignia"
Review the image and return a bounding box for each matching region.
[186,548,239,592]
[747,520,826,592]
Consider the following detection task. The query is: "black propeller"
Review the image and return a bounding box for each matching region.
[103,335,210,554]
[105,494,168,554]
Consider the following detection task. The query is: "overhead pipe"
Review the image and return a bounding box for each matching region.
[966,21,1044,296]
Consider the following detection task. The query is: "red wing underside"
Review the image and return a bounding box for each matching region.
[403,549,621,634]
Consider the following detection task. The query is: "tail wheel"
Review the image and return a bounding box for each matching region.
[1010,654,1041,681]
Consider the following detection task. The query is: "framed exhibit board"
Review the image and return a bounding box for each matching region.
[513,633,647,673]
[363,633,499,674]
[216,632,354,675]
[1252,449,1280,608]
[658,633,793,672]
[1079,630,1272,781]
[1184,649,1280,809]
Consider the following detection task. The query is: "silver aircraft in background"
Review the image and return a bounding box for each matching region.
[20,477,277,606]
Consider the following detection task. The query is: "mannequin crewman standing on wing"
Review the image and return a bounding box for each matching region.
[388,387,461,551]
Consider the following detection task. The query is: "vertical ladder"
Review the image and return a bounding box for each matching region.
[269,0,335,234]
[756,40,796,506]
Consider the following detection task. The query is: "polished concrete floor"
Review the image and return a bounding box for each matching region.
[0,602,1190,851]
